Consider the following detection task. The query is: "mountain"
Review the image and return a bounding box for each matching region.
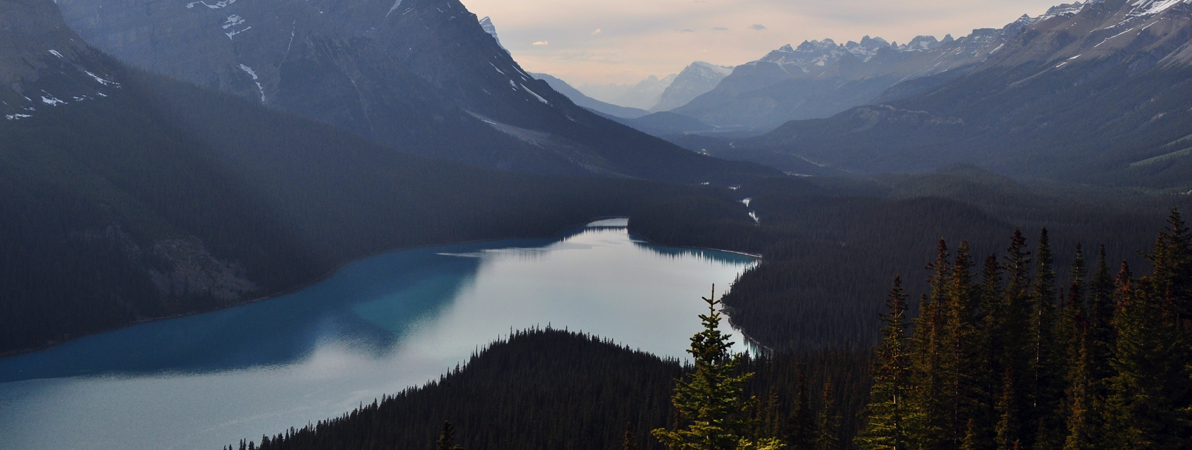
[478,16,505,51]
[650,61,734,112]
[671,5,1093,131]
[576,73,677,110]
[51,0,766,182]
[532,72,650,118]
[0,0,775,355]
[0,0,121,121]
[714,0,1192,189]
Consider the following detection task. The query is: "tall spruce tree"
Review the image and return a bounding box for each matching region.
[995,366,1022,450]
[786,370,815,450]
[1032,229,1064,450]
[626,423,641,450]
[998,229,1033,449]
[436,421,464,450]
[948,241,983,449]
[973,253,1006,450]
[910,240,952,450]
[856,276,914,450]
[816,382,841,450]
[1062,313,1099,450]
[1107,250,1191,448]
[654,286,756,450]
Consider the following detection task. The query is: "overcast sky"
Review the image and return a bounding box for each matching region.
[462,0,1071,85]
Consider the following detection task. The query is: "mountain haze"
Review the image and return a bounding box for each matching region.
[53,0,765,182]
[714,0,1192,188]
[673,4,1091,131]
[532,72,650,118]
[650,61,733,112]
[577,74,677,110]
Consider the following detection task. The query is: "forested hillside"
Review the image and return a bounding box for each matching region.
[228,328,871,450]
[234,210,1191,450]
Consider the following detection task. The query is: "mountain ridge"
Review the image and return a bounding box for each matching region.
[712,0,1192,188]
[53,0,770,183]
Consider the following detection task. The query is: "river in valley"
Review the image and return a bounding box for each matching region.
[0,219,757,450]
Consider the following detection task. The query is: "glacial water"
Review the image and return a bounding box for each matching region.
[0,219,756,450]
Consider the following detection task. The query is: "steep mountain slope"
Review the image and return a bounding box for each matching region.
[53,0,767,182]
[673,5,1090,131]
[722,0,1192,189]
[532,72,650,118]
[650,61,734,112]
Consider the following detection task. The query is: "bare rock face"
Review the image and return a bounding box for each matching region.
[149,239,258,303]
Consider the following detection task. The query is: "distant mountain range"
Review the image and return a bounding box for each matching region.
[575,74,676,110]
[532,72,651,119]
[701,0,1192,189]
[651,62,734,112]
[672,3,1091,132]
[51,0,764,182]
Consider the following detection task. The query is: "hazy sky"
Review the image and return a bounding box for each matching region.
[462,0,1070,85]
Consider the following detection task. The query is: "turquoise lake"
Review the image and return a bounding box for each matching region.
[0,220,757,449]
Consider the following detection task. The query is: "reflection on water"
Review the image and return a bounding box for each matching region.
[0,222,756,450]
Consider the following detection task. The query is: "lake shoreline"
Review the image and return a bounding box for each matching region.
[0,216,758,360]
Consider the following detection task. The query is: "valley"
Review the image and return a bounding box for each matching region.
[1,0,1191,448]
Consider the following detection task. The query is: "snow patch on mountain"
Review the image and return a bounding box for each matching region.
[386,0,403,17]
[84,70,119,87]
[238,64,266,102]
[1130,0,1190,17]
[223,15,251,40]
[186,0,238,10]
[41,93,66,106]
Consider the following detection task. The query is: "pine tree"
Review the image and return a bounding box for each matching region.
[816,382,841,450]
[948,241,984,448]
[653,285,756,450]
[757,387,783,440]
[785,370,815,450]
[625,423,640,450]
[972,253,1005,450]
[1062,314,1099,450]
[1032,229,1064,450]
[995,366,1022,450]
[436,421,464,450]
[855,276,914,450]
[997,229,1033,449]
[1105,261,1191,450]
[909,240,951,450]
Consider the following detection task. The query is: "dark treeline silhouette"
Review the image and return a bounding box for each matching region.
[722,170,1192,353]
[855,208,1192,449]
[227,328,870,450]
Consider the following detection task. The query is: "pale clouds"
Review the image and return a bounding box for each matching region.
[462,0,1070,85]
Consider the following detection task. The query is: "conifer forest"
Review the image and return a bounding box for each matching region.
[229,211,1192,450]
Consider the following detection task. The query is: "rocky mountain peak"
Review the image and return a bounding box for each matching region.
[478,15,504,50]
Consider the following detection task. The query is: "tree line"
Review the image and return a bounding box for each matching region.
[854,209,1191,449]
